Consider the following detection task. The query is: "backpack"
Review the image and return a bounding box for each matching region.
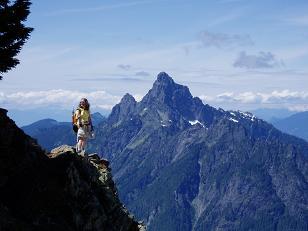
[72,108,80,133]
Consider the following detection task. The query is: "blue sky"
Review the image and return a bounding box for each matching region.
[1,0,308,124]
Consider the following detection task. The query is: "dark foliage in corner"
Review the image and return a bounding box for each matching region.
[0,0,33,80]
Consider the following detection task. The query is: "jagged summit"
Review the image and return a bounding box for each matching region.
[155,72,175,86]
[134,72,223,129]
[151,72,189,96]
[105,72,222,130]
[121,93,136,104]
[108,93,137,124]
[141,72,193,107]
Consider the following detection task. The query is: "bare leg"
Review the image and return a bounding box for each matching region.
[77,138,83,152]
[81,138,87,151]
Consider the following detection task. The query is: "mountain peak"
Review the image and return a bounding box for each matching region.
[121,93,136,104]
[139,72,213,123]
[108,93,137,124]
[155,72,175,86]
[142,72,192,105]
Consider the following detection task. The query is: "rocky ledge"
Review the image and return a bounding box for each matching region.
[0,108,145,231]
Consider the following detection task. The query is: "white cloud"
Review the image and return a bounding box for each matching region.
[97,104,115,110]
[133,94,144,102]
[200,90,308,111]
[234,51,283,69]
[0,89,121,110]
[288,105,308,112]
[117,64,131,70]
[2,88,308,116]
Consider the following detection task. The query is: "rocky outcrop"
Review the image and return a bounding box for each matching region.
[0,108,145,231]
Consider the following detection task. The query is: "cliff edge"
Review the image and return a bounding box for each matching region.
[0,108,145,231]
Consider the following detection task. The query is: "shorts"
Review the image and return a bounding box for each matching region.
[77,125,90,141]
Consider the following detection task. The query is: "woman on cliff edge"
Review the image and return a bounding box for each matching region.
[75,98,93,153]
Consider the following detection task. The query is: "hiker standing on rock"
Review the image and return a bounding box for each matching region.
[74,98,93,153]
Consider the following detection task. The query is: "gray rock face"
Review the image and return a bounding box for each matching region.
[0,109,144,231]
[108,93,137,125]
[91,73,308,231]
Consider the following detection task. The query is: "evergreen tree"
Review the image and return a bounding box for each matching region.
[0,0,33,80]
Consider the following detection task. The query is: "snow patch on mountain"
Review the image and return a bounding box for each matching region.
[229,118,239,123]
[161,120,168,127]
[189,120,205,128]
[239,111,256,121]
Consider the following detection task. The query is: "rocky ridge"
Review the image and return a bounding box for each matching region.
[0,108,144,231]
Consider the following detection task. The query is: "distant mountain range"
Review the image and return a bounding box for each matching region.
[248,109,308,142]
[251,108,295,123]
[21,112,105,151]
[8,108,110,127]
[17,73,308,230]
[272,111,308,141]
